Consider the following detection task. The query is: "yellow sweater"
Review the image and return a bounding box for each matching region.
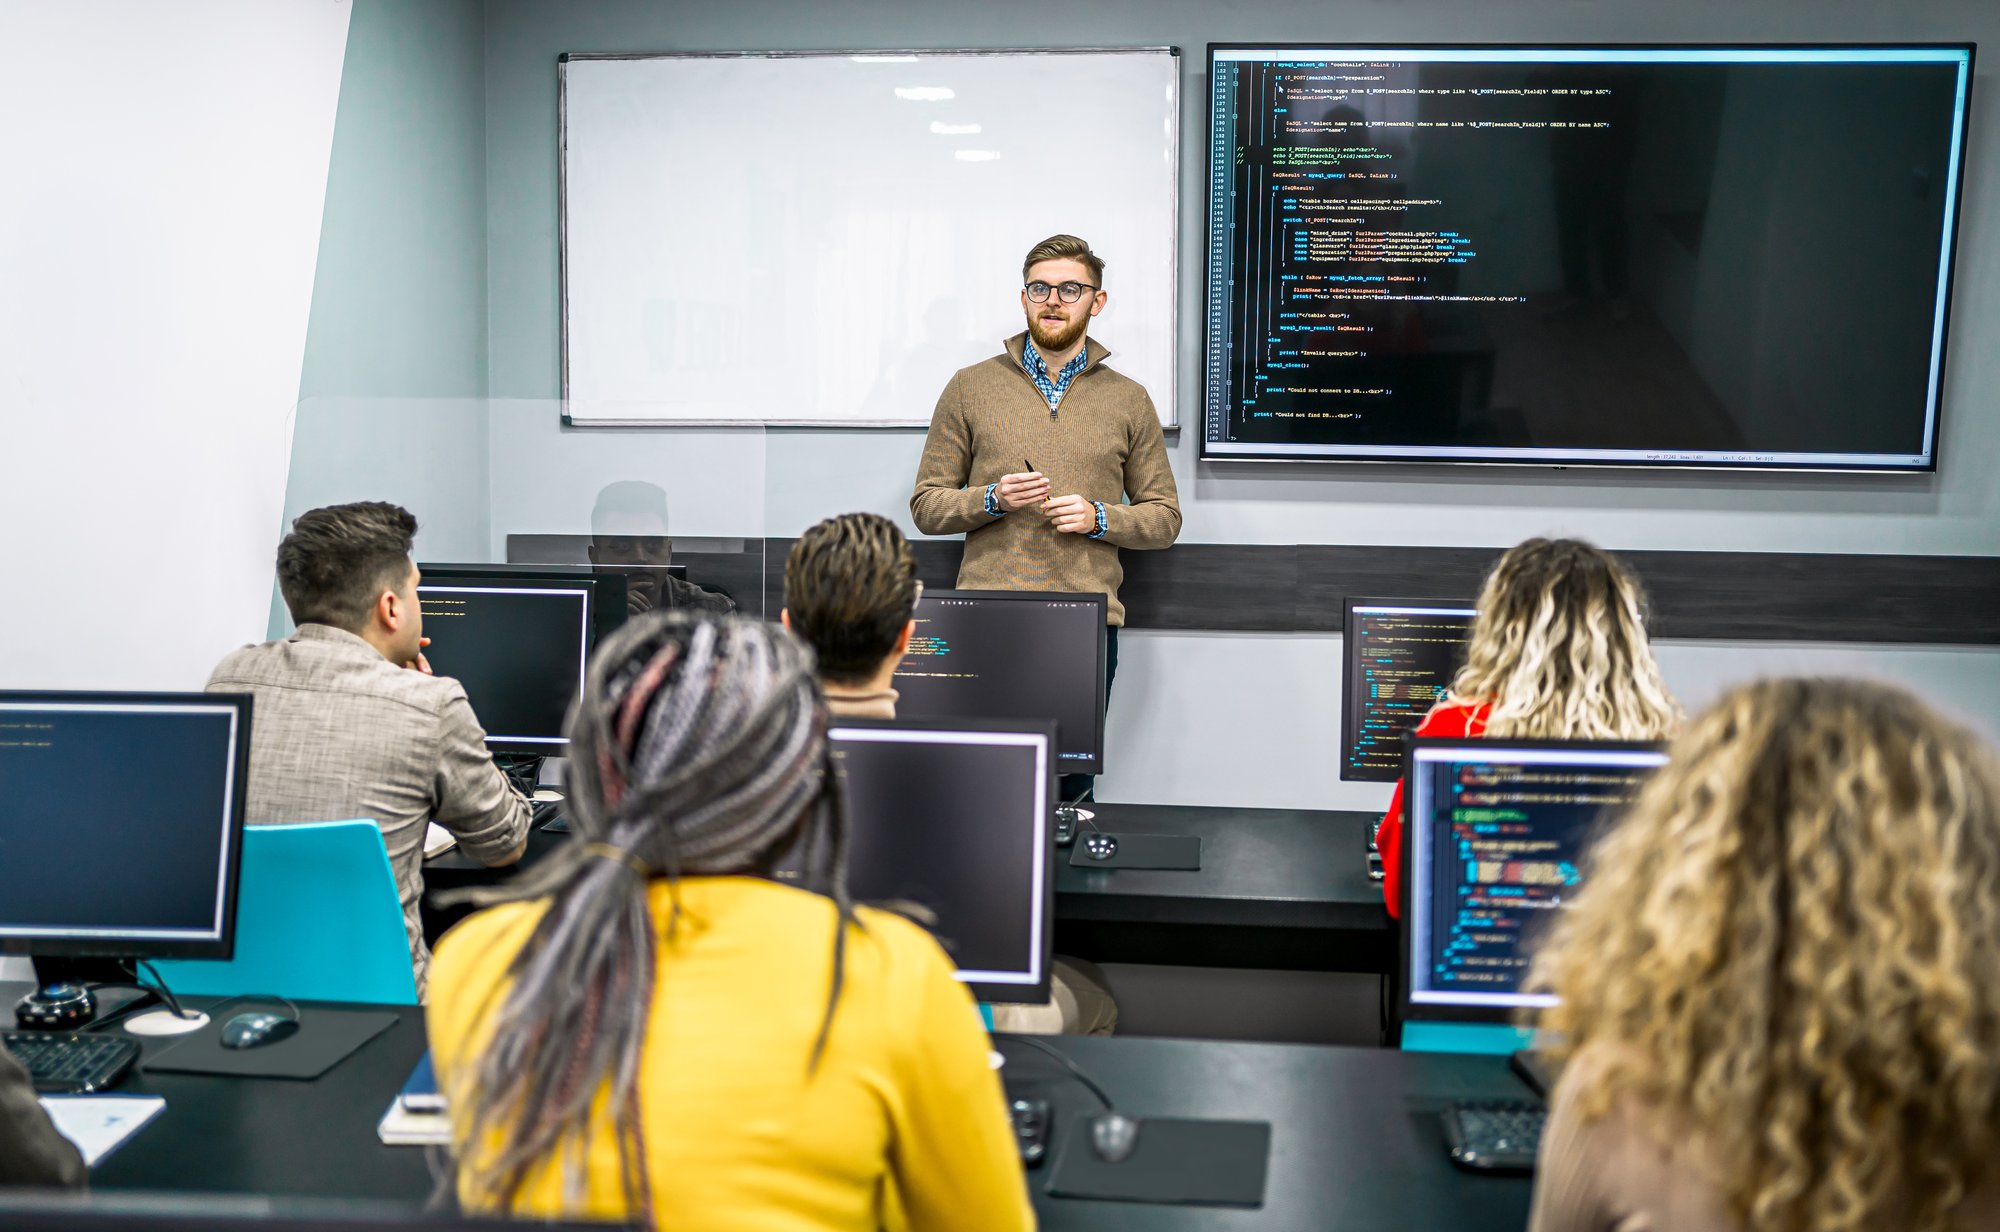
[427,877,1036,1232]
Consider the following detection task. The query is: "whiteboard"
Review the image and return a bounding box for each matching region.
[560,49,1179,427]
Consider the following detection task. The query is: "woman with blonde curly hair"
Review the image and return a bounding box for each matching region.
[1526,677,2000,1232]
[1375,537,1679,915]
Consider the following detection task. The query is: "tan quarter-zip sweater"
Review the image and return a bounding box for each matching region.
[909,333,1181,626]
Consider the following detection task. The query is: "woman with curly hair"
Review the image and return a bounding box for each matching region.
[425,613,1034,1231]
[1375,537,1680,915]
[1526,677,2000,1232]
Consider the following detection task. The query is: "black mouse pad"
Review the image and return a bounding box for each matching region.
[1066,832,1202,871]
[1047,1114,1270,1206]
[144,1008,398,1080]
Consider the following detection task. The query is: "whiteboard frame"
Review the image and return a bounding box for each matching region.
[558,47,1181,428]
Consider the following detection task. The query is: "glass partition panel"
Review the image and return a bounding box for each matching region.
[485,399,769,621]
[280,397,769,641]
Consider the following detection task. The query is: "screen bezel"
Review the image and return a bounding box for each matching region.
[896,589,1109,776]
[828,716,1058,1005]
[0,691,252,961]
[1395,733,1667,1028]
[416,563,629,756]
[1200,41,1975,473]
[1340,596,1479,783]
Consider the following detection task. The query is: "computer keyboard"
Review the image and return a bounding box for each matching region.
[535,800,569,833]
[1441,1099,1544,1173]
[1010,1097,1050,1166]
[4,1031,141,1093]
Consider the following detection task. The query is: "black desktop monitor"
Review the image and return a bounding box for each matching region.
[418,562,626,645]
[892,590,1107,776]
[1204,44,1973,471]
[829,718,1056,1005]
[0,693,251,960]
[416,564,627,756]
[1341,599,1479,783]
[1398,735,1666,1026]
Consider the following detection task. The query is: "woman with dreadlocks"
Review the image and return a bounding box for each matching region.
[425,614,1035,1230]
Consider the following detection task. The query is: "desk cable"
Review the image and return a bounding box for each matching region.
[1001,1035,1117,1113]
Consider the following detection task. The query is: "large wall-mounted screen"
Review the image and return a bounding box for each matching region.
[1203,45,1972,471]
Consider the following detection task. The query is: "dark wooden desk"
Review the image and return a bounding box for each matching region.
[1055,803,1390,972]
[1005,1035,1533,1230]
[421,804,1392,974]
[28,989,1528,1231]
[72,999,435,1201]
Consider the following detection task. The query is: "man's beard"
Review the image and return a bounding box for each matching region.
[1029,309,1089,354]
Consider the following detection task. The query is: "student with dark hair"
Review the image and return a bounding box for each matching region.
[781,511,920,718]
[427,614,1033,1231]
[207,501,529,995]
[783,511,1117,1037]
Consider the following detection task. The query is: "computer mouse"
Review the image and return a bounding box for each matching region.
[220,1011,299,1050]
[1089,1112,1141,1163]
[1083,832,1118,861]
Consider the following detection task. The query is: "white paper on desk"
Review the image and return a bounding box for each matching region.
[38,1094,167,1166]
[424,822,457,858]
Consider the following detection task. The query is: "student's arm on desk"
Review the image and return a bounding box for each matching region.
[1096,394,1180,550]
[910,375,996,536]
[434,689,533,868]
[0,1047,85,1188]
[883,924,1036,1231]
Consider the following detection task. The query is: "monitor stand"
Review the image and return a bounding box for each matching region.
[27,957,209,1035]
[1509,1048,1564,1100]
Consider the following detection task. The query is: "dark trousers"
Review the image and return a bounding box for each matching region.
[1060,624,1119,803]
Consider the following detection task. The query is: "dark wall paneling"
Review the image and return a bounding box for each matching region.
[510,535,2000,645]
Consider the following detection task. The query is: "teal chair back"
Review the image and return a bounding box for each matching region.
[151,820,418,1005]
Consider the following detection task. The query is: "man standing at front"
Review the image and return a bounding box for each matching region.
[911,235,1181,799]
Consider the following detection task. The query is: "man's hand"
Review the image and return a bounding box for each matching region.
[404,636,434,675]
[995,470,1052,512]
[1043,494,1097,535]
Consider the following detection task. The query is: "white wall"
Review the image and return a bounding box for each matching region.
[0,0,352,984]
[478,0,2000,811]
[0,0,353,690]
[1104,631,2000,810]
[476,0,2000,811]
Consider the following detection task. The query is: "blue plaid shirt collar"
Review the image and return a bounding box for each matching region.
[1022,339,1090,412]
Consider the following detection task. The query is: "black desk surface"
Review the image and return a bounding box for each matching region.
[1060,804,1384,929]
[429,803,1386,926]
[1007,1035,1533,1230]
[24,987,1529,1231]
[425,803,1391,971]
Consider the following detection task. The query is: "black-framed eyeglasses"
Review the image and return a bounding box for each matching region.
[1024,280,1099,304]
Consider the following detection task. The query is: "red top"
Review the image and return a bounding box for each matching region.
[1377,701,1491,918]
